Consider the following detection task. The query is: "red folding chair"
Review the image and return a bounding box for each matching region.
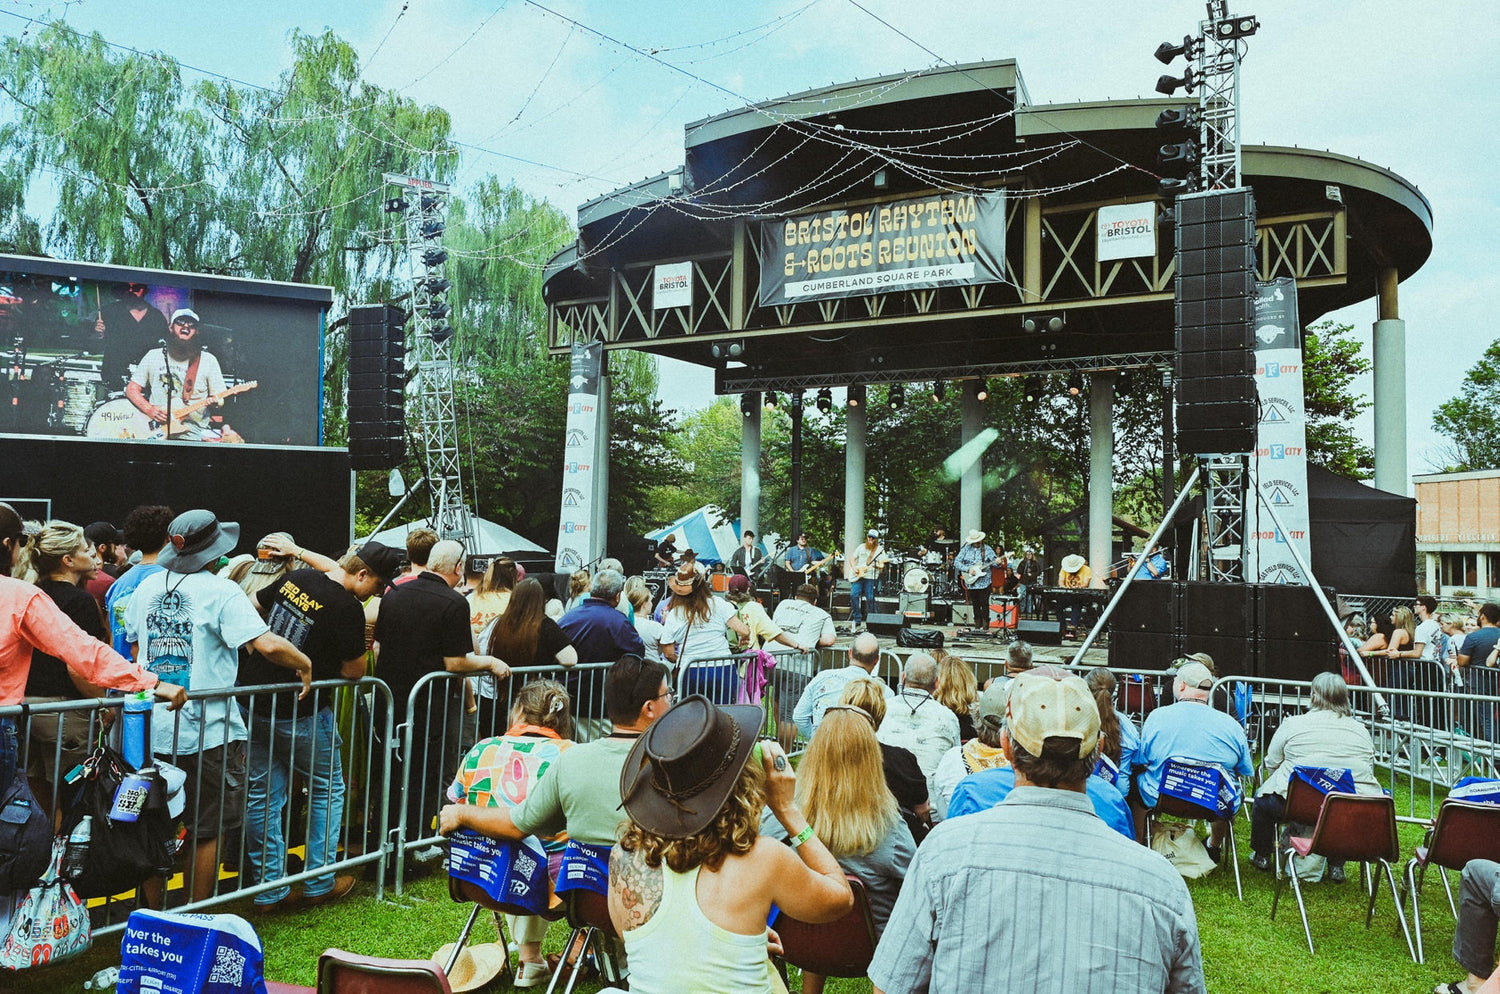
[1270,792,1415,961]
[544,887,621,994]
[1146,759,1244,901]
[1399,799,1500,963]
[316,949,454,994]
[1270,774,1331,879]
[775,875,878,980]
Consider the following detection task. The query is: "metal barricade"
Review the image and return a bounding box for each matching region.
[1,677,395,939]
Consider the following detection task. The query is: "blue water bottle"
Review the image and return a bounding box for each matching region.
[122,691,152,768]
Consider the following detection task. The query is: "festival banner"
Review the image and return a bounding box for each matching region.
[555,341,601,573]
[652,262,693,310]
[758,190,1006,306]
[1096,202,1156,261]
[1246,277,1312,584]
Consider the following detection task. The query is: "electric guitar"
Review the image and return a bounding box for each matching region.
[849,547,888,581]
[959,552,998,590]
[152,381,258,438]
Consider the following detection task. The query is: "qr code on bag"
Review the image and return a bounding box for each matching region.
[208,943,245,985]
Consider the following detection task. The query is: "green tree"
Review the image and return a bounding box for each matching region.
[1433,338,1500,471]
[1302,320,1373,478]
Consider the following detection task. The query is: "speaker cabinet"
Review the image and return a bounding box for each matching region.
[1256,585,1335,641]
[866,613,907,637]
[1111,582,1178,634]
[1180,634,1254,679]
[1109,630,1179,672]
[347,303,407,470]
[1180,582,1253,638]
[1015,618,1063,646]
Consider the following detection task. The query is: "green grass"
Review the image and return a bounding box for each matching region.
[7,778,1473,993]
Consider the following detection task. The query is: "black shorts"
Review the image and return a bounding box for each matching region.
[177,741,247,840]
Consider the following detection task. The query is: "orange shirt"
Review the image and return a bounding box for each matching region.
[1,574,156,705]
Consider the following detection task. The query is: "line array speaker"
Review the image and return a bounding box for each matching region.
[348,304,407,470]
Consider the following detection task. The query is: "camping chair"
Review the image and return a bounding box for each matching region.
[775,875,878,982]
[1270,792,1415,961]
[317,950,454,994]
[1146,759,1245,900]
[445,872,566,982]
[1399,799,1500,963]
[545,885,621,994]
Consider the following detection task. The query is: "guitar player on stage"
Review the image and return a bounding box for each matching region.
[845,528,888,633]
[126,308,245,442]
[953,528,999,629]
[780,532,832,607]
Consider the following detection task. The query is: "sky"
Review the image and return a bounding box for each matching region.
[5,0,1497,488]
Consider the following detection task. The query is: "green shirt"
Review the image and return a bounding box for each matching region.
[509,734,636,844]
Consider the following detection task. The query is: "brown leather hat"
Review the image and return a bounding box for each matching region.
[620,694,763,839]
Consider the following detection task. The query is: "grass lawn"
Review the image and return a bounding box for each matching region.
[8,778,1471,993]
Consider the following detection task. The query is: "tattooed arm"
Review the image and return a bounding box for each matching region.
[608,843,664,934]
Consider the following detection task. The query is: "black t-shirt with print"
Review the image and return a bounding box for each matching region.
[241,568,365,717]
[28,579,109,698]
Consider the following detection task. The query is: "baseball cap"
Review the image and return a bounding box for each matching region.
[1006,667,1100,759]
[1176,661,1215,691]
[169,307,200,325]
[1182,651,1215,673]
[355,541,403,590]
[727,573,751,594]
[867,528,879,538]
[975,679,1010,732]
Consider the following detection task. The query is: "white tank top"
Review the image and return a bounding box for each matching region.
[621,863,772,994]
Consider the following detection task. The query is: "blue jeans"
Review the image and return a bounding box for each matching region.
[244,707,345,903]
[850,578,876,624]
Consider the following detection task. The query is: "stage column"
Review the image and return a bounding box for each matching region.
[1088,371,1115,585]
[740,394,761,539]
[1373,267,1408,495]
[591,367,610,561]
[960,380,983,539]
[844,385,867,558]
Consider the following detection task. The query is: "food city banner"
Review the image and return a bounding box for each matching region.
[554,341,602,573]
[1246,277,1312,584]
[1096,202,1156,261]
[758,190,1006,306]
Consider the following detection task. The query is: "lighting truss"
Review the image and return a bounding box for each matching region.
[717,351,1174,395]
[1195,1,1256,190]
[383,172,474,549]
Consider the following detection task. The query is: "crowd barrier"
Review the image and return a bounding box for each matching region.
[5,649,1496,931]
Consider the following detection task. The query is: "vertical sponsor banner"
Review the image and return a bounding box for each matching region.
[1247,278,1311,583]
[555,342,602,572]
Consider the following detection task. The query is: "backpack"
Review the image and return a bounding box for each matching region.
[58,747,177,899]
[0,773,51,894]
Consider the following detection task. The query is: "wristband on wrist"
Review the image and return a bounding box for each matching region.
[789,824,816,849]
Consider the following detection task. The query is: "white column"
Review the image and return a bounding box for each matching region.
[740,396,761,538]
[591,371,610,562]
[1088,371,1115,586]
[1373,267,1408,495]
[843,385,867,557]
[960,380,983,539]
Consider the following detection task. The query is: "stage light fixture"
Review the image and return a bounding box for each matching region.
[422,248,448,267]
[383,197,408,214]
[888,383,905,410]
[740,392,758,417]
[429,324,455,345]
[932,380,946,402]
[1213,15,1258,41]
[764,391,780,410]
[1067,372,1084,397]
[976,379,989,402]
[710,340,745,360]
[1023,376,1040,404]
[420,219,445,239]
[816,387,833,414]
[1154,34,1196,64]
[423,277,451,295]
[1022,314,1064,334]
[420,193,443,212]
[1155,66,1196,96]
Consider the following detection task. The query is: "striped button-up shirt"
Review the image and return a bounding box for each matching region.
[869,785,1205,994]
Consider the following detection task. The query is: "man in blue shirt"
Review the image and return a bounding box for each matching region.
[1457,603,1500,740]
[558,569,645,664]
[1134,661,1253,857]
[780,532,832,605]
[105,505,174,658]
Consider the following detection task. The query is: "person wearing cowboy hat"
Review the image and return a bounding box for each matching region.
[952,529,998,630]
[870,667,1203,994]
[122,509,313,904]
[608,695,853,994]
[1055,552,1094,637]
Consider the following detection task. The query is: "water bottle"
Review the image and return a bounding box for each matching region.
[61,815,91,879]
[122,690,152,768]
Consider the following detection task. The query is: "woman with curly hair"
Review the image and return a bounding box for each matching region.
[931,649,978,741]
[609,696,852,994]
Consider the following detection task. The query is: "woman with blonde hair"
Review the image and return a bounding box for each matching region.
[622,575,665,664]
[931,649,978,741]
[564,570,591,613]
[841,678,932,843]
[610,696,851,994]
[446,679,575,987]
[790,699,915,994]
[469,556,518,638]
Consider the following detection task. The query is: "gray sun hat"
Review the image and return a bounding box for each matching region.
[158,509,240,574]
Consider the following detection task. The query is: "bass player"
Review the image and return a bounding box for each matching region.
[126,308,244,442]
[953,528,999,628]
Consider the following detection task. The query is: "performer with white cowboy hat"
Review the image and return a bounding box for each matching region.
[1057,553,1093,637]
[952,529,999,630]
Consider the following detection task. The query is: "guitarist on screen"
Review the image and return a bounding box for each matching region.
[126,308,246,442]
[953,528,999,629]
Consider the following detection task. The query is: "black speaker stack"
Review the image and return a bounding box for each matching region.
[1173,188,1258,456]
[1108,581,1337,680]
[347,304,407,471]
